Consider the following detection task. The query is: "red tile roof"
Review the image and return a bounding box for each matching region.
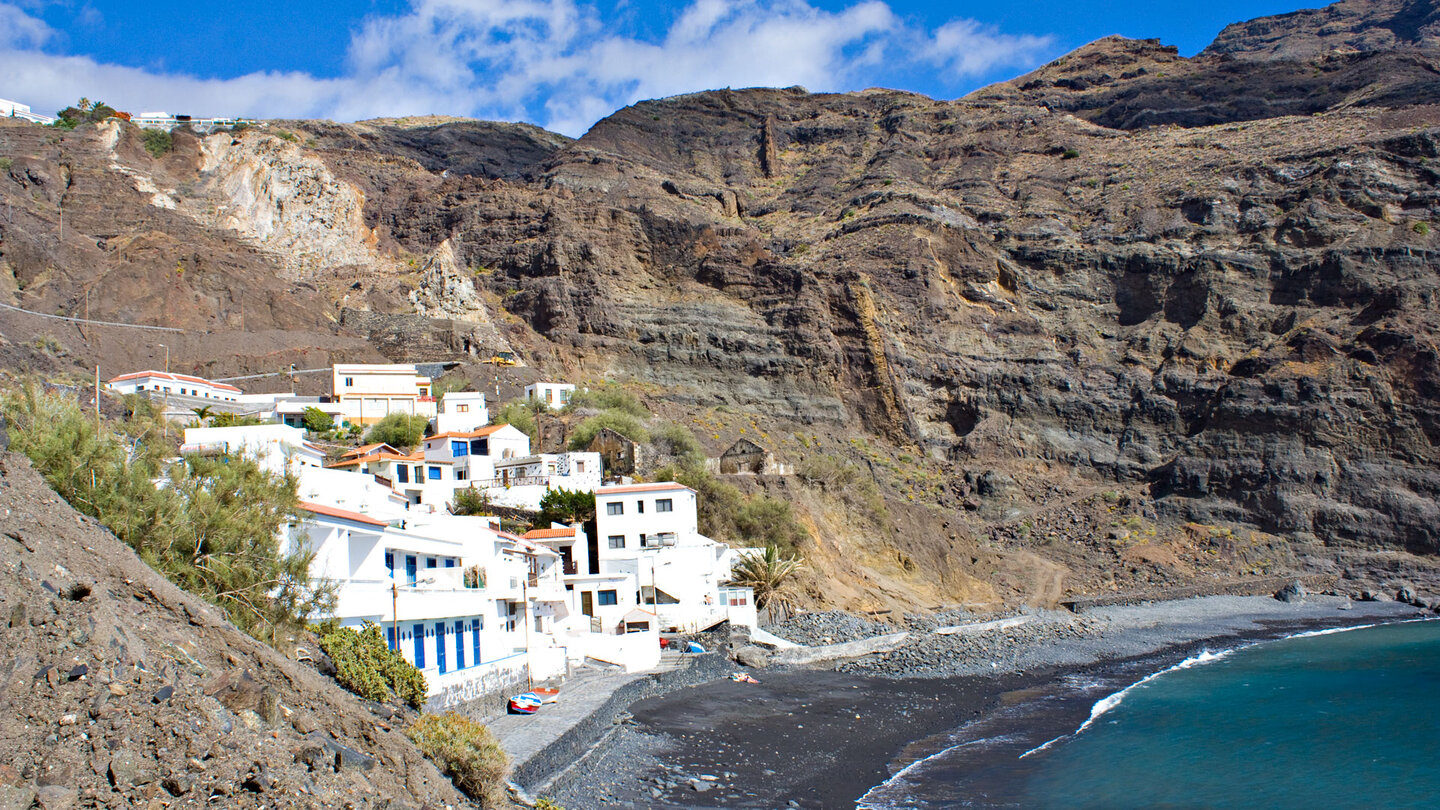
[522,527,577,540]
[343,442,399,458]
[426,424,513,441]
[297,501,389,527]
[325,450,424,469]
[107,370,241,393]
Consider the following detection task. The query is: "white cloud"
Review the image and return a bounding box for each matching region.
[0,0,1056,137]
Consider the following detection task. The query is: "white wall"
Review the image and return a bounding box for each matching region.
[435,392,489,434]
[524,382,575,410]
[182,424,323,476]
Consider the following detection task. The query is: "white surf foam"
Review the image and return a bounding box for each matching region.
[856,735,1020,809]
[1020,647,1236,759]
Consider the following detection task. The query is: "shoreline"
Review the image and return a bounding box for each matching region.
[541,595,1425,808]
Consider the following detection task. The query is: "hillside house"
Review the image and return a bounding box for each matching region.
[523,382,575,410]
[591,483,752,633]
[331,364,437,426]
[285,509,570,707]
[181,424,325,476]
[109,370,242,404]
[587,427,642,477]
[486,451,603,510]
[434,391,489,434]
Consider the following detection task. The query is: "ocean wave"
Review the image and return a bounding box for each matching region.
[1020,648,1236,759]
[856,735,1021,809]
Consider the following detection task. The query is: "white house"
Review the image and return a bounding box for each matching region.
[331,364,437,426]
[294,465,410,522]
[0,98,56,125]
[286,509,571,706]
[591,483,753,633]
[486,452,603,510]
[109,370,242,403]
[130,112,257,133]
[524,382,576,410]
[434,392,489,434]
[181,424,325,476]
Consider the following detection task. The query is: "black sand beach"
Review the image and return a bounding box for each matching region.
[544,596,1425,809]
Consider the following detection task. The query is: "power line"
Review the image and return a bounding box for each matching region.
[0,301,185,333]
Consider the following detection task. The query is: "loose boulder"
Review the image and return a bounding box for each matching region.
[1274,580,1306,603]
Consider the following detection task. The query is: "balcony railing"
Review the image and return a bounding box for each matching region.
[562,560,578,576]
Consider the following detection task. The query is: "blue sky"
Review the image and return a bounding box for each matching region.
[2,1,1319,136]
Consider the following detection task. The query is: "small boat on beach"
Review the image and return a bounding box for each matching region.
[533,687,560,704]
[508,693,542,714]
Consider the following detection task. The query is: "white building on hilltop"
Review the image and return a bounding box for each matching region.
[0,98,55,125]
[486,451,603,510]
[331,364,436,426]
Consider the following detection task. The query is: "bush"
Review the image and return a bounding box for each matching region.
[2,382,333,647]
[490,401,537,444]
[209,411,265,428]
[534,488,595,527]
[565,384,647,417]
[302,406,334,434]
[318,623,426,709]
[649,422,704,467]
[366,412,430,448]
[451,486,492,516]
[406,713,509,806]
[141,129,173,158]
[567,411,648,450]
[1415,222,1431,236]
[734,496,808,555]
[1062,147,1080,160]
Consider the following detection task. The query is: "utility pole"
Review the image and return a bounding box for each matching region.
[94,365,101,439]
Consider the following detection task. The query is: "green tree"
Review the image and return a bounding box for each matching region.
[191,405,215,424]
[2,382,333,647]
[564,384,647,417]
[209,411,265,428]
[533,488,595,527]
[301,406,334,434]
[365,412,430,448]
[729,544,806,620]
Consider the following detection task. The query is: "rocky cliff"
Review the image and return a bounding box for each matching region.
[3,0,1439,609]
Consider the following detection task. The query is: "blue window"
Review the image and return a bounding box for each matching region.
[406,555,417,585]
[412,623,425,668]
[471,439,487,455]
[397,465,409,484]
[451,440,468,458]
[428,466,442,481]
[454,620,466,668]
[435,622,448,674]
[426,557,437,569]
[444,558,456,568]
[386,625,397,651]
[384,552,394,576]
[472,620,482,665]
[598,590,618,606]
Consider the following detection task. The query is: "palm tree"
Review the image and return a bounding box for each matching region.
[191,405,214,425]
[728,544,805,622]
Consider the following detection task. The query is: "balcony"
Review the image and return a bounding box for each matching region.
[563,560,578,576]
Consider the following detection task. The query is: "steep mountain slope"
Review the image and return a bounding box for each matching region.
[0,450,473,807]
[3,0,1439,609]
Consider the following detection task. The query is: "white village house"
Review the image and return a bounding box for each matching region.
[109,370,243,404]
[434,391,489,434]
[332,364,437,426]
[524,382,575,410]
[181,424,325,476]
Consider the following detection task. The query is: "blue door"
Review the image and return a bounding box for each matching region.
[453,620,466,669]
[472,620,482,665]
[412,623,425,668]
[386,625,396,651]
[405,555,417,585]
[435,622,448,673]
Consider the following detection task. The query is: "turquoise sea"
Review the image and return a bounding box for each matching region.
[860,620,1440,809]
